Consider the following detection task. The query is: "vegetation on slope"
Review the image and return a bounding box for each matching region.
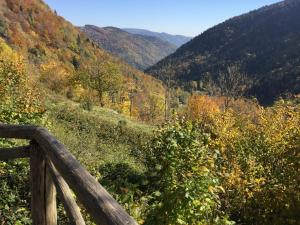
[144,99,300,225]
[1,27,300,225]
[124,28,192,47]
[0,38,153,223]
[80,25,177,70]
[0,0,166,121]
[146,0,300,104]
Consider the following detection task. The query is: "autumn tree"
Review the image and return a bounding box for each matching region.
[188,80,198,93]
[40,60,71,93]
[203,65,252,107]
[127,80,140,118]
[0,38,44,124]
[148,93,164,122]
[186,95,221,122]
[76,61,123,107]
[218,65,250,98]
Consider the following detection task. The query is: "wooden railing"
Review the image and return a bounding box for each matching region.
[0,124,138,225]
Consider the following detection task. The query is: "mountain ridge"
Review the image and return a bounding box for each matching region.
[80,25,177,70]
[146,0,300,104]
[123,28,192,47]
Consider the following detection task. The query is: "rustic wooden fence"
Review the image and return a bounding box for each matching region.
[0,124,138,225]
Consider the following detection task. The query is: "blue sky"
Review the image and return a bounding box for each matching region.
[44,0,281,37]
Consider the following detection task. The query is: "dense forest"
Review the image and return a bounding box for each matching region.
[123,28,192,47]
[0,0,299,224]
[80,25,177,70]
[146,0,300,104]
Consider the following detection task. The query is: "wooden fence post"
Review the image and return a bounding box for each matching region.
[48,161,85,225]
[46,165,57,225]
[30,141,57,225]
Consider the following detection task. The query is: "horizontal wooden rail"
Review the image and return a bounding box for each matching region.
[0,145,30,160]
[0,124,38,139]
[0,124,138,225]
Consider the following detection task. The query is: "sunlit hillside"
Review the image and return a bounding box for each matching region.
[0,0,166,121]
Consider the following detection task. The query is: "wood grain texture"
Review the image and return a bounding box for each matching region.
[0,124,38,139]
[30,141,46,225]
[48,161,85,225]
[45,166,57,225]
[0,145,30,160]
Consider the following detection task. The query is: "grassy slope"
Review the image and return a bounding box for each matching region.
[46,95,154,174]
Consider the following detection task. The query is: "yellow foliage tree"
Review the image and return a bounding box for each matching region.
[0,38,44,124]
[210,99,300,224]
[40,60,72,93]
[186,95,221,122]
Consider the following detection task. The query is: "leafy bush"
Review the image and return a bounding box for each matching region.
[211,100,300,225]
[185,95,221,122]
[0,20,7,37]
[28,47,45,58]
[0,160,31,225]
[144,118,233,225]
[140,99,299,224]
[80,95,93,111]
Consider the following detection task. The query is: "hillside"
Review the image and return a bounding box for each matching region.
[0,0,165,120]
[124,28,192,47]
[146,0,300,104]
[80,25,177,70]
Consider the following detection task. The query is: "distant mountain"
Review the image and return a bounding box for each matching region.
[80,25,177,70]
[146,0,300,104]
[123,28,192,47]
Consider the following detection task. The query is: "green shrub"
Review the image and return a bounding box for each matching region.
[144,118,233,225]
[80,96,93,111]
[0,160,31,225]
[28,47,45,58]
[0,20,7,37]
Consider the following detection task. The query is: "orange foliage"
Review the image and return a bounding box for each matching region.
[186,95,222,121]
[40,60,72,93]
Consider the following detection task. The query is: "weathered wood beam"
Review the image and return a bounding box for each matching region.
[30,141,47,225]
[0,124,38,139]
[0,145,30,160]
[30,141,57,225]
[46,165,58,225]
[34,127,138,225]
[48,160,86,225]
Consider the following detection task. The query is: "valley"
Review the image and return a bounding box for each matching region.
[0,0,299,224]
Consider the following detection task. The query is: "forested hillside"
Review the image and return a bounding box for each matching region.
[0,0,166,121]
[147,0,300,104]
[80,25,177,70]
[124,28,192,47]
